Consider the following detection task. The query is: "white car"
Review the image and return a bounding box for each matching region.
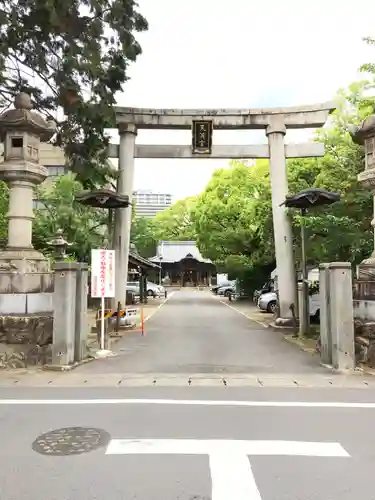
[127,281,164,298]
[146,281,165,297]
[258,290,320,319]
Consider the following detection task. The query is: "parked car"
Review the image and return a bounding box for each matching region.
[127,281,164,299]
[211,281,232,294]
[258,290,320,319]
[126,281,140,302]
[253,280,274,303]
[217,283,236,297]
[146,281,165,297]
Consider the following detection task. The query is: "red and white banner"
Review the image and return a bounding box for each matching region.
[91,249,115,298]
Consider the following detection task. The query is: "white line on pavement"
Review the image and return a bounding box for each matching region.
[2,398,375,408]
[105,439,349,500]
[220,300,270,328]
[105,439,350,457]
[144,291,175,322]
[210,453,261,500]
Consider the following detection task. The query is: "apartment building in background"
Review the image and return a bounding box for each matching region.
[133,190,173,218]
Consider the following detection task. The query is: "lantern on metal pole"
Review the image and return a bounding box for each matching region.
[282,188,340,335]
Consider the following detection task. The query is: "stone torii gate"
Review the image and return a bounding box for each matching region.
[110,103,335,324]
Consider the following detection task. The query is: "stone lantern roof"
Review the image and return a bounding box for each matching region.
[351,114,375,145]
[0,92,55,141]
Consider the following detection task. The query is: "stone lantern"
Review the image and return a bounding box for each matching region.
[47,229,73,261]
[351,114,375,277]
[0,92,55,272]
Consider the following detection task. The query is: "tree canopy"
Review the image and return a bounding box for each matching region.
[0,0,148,188]
[189,80,375,286]
[33,173,107,261]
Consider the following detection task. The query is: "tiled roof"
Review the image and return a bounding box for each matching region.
[129,251,160,270]
[150,241,212,264]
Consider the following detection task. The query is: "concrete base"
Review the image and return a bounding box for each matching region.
[275,316,295,327]
[43,357,95,371]
[94,349,116,358]
[0,248,50,273]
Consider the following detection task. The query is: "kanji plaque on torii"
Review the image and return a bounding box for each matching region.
[192,119,213,154]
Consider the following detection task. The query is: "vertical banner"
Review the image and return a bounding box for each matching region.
[91,249,116,298]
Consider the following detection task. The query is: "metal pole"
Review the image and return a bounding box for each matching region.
[100,296,105,350]
[300,208,310,335]
[108,208,114,249]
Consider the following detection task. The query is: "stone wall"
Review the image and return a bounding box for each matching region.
[354,317,375,366]
[0,272,54,368]
[353,280,375,366]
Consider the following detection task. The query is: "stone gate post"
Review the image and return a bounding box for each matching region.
[328,262,355,371]
[52,262,79,366]
[266,118,297,324]
[319,263,332,365]
[74,263,89,362]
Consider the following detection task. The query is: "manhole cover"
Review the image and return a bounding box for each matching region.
[32,427,111,456]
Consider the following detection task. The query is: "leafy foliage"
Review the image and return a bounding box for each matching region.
[130,197,198,258]
[33,173,107,261]
[0,0,148,188]
[130,216,157,258]
[152,197,198,241]
[191,81,375,287]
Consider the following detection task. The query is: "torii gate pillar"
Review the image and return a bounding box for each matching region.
[266,118,295,324]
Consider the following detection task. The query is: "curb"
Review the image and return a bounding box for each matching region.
[42,356,95,372]
[283,334,317,354]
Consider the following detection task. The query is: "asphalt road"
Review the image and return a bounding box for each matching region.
[1,290,374,498]
[1,386,375,499]
[76,290,324,375]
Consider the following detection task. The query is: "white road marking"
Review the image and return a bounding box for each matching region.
[209,453,261,500]
[105,439,350,457]
[143,291,175,322]
[220,300,270,328]
[2,398,375,408]
[105,439,349,500]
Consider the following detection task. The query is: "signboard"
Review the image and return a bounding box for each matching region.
[192,120,213,154]
[91,249,115,298]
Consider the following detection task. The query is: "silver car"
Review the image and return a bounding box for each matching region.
[258,291,277,313]
[258,290,320,319]
[127,281,164,298]
[146,281,165,297]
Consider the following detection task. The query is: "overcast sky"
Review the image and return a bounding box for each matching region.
[110,0,375,201]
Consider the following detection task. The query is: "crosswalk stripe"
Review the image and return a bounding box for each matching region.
[105,439,349,500]
[209,453,261,500]
[105,439,350,457]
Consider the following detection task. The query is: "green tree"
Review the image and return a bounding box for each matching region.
[288,81,374,265]
[130,216,157,258]
[33,173,107,261]
[152,196,198,241]
[192,80,375,285]
[0,0,148,188]
[192,160,273,267]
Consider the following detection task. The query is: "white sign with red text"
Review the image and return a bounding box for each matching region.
[91,249,115,298]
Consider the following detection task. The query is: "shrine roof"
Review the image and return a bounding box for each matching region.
[149,241,212,264]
